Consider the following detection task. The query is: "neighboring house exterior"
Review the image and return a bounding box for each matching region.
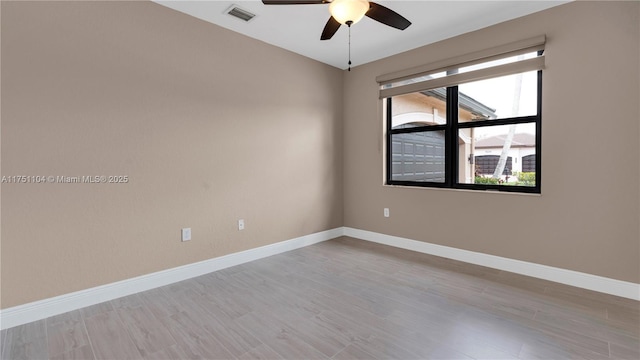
[390,89,536,184]
[473,133,536,181]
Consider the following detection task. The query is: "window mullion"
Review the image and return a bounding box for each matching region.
[457,116,538,129]
[386,97,392,185]
[447,86,458,187]
[536,68,542,191]
[389,124,448,135]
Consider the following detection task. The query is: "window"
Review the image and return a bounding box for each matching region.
[379,36,544,193]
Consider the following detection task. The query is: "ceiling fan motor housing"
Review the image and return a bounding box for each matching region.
[329,0,370,25]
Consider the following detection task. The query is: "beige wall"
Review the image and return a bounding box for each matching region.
[1,1,343,308]
[343,1,640,283]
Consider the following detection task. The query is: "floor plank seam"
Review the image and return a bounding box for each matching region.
[81,317,98,360]
[44,319,50,360]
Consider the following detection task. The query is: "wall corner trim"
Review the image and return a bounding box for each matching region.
[0,227,344,330]
[344,227,640,301]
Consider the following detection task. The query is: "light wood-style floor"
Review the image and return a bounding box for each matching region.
[2,237,639,359]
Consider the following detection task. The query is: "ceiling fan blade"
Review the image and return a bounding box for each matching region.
[321,16,341,40]
[365,2,411,30]
[262,0,330,4]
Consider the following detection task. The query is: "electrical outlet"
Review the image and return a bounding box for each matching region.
[238,219,245,230]
[384,208,390,218]
[181,228,191,241]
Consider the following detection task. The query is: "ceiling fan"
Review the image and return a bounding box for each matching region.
[261,0,411,40]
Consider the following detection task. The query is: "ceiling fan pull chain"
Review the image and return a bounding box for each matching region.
[347,21,352,71]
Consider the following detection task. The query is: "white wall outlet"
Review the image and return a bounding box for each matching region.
[238,219,245,230]
[181,228,191,242]
[384,208,390,218]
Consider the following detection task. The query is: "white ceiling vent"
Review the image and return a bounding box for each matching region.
[225,4,256,22]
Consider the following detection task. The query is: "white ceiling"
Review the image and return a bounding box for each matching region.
[154,0,568,70]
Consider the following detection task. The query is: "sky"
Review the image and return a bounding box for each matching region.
[458,53,539,138]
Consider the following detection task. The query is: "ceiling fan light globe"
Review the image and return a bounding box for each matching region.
[329,0,369,25]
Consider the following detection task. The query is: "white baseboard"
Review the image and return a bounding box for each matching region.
[0,227,344,330]
[344,227,640,301]
[3,226,637,330]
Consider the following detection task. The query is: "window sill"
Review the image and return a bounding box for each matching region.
[382,183,542,196]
